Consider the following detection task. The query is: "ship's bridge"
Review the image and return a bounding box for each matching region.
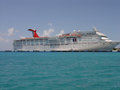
[96,31,112,42]
[96,31,107,37]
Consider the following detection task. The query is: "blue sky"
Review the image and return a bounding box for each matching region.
[0,0,120,50]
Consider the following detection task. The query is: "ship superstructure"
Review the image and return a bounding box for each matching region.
[13,27,120,51]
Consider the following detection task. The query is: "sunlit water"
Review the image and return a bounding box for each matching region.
[0,52,120,90]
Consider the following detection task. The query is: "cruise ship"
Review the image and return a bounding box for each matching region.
[13,27,120,51]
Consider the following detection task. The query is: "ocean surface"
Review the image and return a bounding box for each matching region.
[0,52,120,90]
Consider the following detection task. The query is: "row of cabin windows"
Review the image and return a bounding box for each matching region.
[22,38,94,45]
[80,33,96,36]
[40,43,93,49]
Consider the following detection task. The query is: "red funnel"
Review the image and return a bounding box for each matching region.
[28,29,39,38]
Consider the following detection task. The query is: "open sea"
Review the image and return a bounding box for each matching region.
[0,52,120,90]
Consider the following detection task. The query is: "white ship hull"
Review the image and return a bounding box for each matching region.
[76,41,119,51]
[13,28,120,51]
[13,41,120,51]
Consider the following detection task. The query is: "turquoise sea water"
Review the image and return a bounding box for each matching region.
[0,52,120,90]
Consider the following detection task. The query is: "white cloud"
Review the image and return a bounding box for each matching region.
[0,31,10,43]
[7,28,14,36]
[43,28,54,36]
[0,36,4,42]
[60,30,65,34]
[56,30,65,36]
[49,22,52,26]
[19,35,26,39]
[0,28,14,36]
[38,23,55,37]
[0,36,9,43]
[4,39,9,43]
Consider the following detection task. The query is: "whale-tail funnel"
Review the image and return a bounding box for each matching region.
[28,29,39,38]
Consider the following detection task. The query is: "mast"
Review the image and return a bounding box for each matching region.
[93,26,98,31]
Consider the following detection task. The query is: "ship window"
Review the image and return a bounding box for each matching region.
[23,40,26,45]
[60,38,64,41]
[60,38,64,44]
[45,39,48,44]
[40,40,43,45]
[31,40,34,45]
[66,38,71,43]
[49,39,58,44]
[35,40,39,45]
[27,40,30,45]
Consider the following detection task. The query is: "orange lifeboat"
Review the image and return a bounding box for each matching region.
[44,36,48,38]
[71,34,77,36]
[77,35,81,37]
